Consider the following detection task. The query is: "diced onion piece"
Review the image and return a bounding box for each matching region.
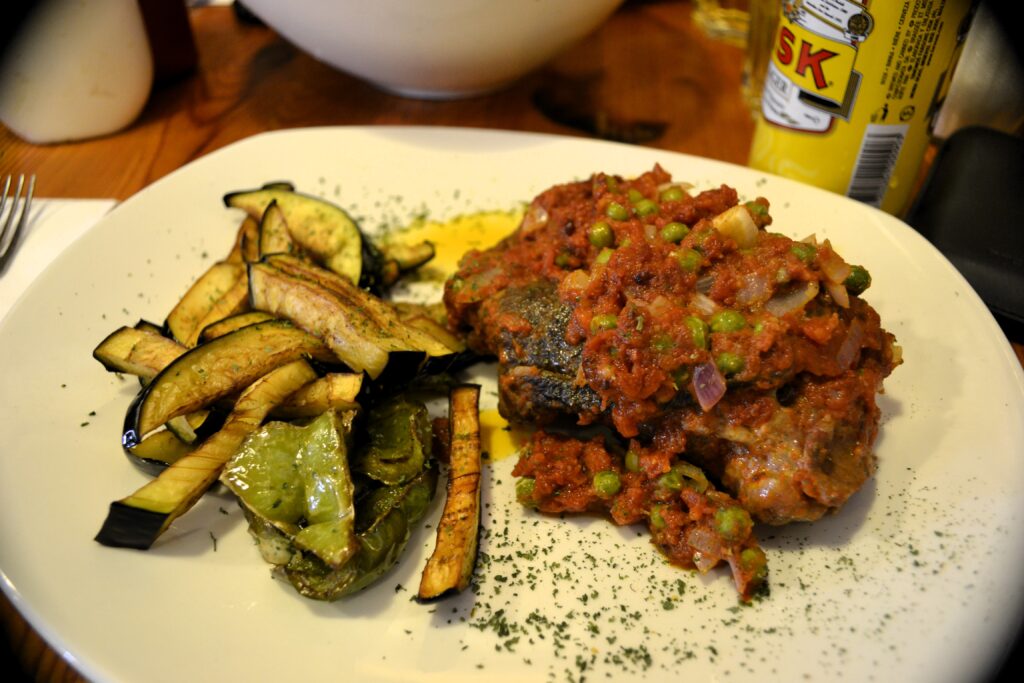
[825,279,850,308]
[718,424,755,444]
[691,292,719,316]
[711,205,759,248]
[647,295,673,317]
[836,318,864,369]
[818,240,852,284]
[686,526,721,573]
[891,342,903,365]
[765,280,819,317]
[469,266,504,290]
[656,181,693,196]
[693,361,727,412]
[735,272,771,307]
[521,203,549,233]
[560,269,591,295]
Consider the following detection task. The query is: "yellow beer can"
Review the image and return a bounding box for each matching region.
[748,0,976,216]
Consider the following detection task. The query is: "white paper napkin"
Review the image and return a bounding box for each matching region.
[0,198,117,323]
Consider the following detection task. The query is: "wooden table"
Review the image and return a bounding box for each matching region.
[1,2,1020,681]
[2,1,755,200]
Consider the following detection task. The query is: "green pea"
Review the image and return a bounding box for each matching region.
[675,248,703,272]
[588,221,614,248]
[605,176,620,192]
[606,201,630,221]
[716,351,745,375]
[740,546,769,582]
[595,247,614,265]
[684,316,708,349]
[674,462,709,492]
[658,468,683,491]
[554,251,571,267]
[627,188,644,203]
[710,309,746,333]
[660,221,690,243]
[516,478,537,507]
[649,504,668,530]
[660,462,710,492]
[624,449,641,473]
[744,200,769,217]
[845,264,871,296]
[790,242,816,263]
[659,185,685,202]
[593,470,622,497]
[714,506,753,542]
[634,198,658,217]
[590,313,618,333]
[651,335,675,352]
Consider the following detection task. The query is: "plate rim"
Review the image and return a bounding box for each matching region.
[2,125,1023,683]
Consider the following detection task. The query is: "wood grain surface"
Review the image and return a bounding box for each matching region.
[0,2,1020,681]
[1,1,754,202]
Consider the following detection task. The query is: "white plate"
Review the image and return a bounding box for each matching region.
[2,127,1022,683]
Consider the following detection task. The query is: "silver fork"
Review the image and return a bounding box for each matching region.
[0,174,36,273]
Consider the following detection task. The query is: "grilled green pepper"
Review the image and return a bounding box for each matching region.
[283,465,438,600]
[352,399,432,485]
[223,396,438,601]
[221,410,360,568]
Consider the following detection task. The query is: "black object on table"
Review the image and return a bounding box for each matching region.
[905,126,1024,341]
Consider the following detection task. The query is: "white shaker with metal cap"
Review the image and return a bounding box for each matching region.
[0,0,154,144]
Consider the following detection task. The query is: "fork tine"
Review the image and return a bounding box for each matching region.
[0,174,36,271]
[0,175,19,250]
[0,175,11,223]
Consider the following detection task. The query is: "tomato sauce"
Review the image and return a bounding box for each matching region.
[445,166,901,598]
[512,430,767,600]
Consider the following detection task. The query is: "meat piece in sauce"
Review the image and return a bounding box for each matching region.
[512,430,768,600]
[444,166,901,596]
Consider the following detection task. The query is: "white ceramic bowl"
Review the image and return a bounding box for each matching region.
[241,0,626,99]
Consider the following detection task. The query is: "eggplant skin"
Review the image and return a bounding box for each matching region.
[163,261,247,347]
[94,504,170,550]
[223,186,366,286]
[92,325,186,381]
[416,502,482,602]
[247,262,392,379]
[97,360,318,550]
[122,319,334,443]
[417,384,482,601]
[122,411,227,477]
[249,256,459,381]
[357,236,388,295]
